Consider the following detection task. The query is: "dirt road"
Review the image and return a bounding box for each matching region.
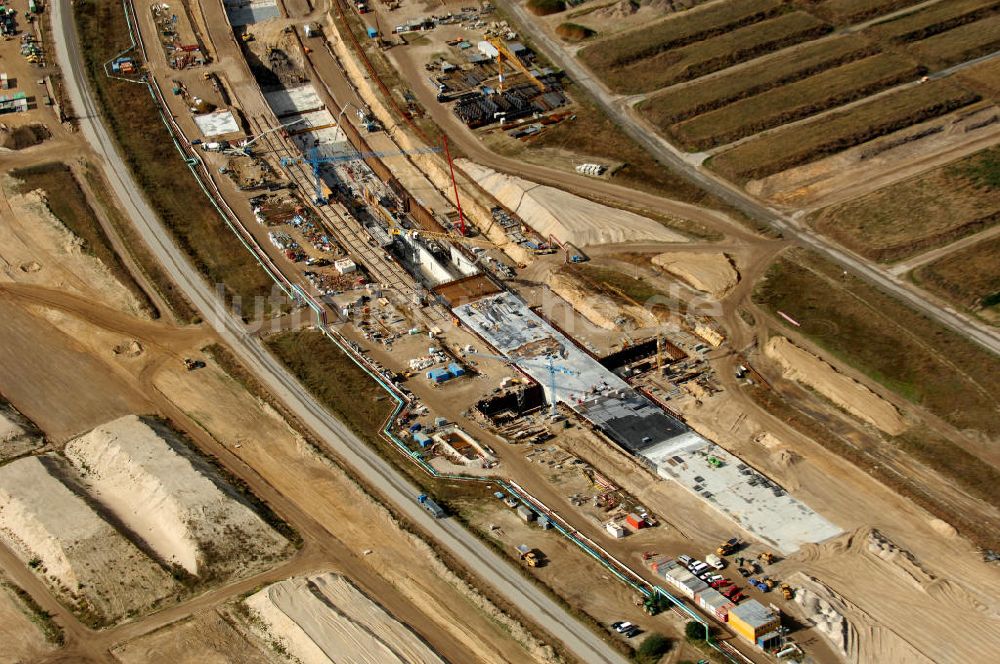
[50,2,628,661]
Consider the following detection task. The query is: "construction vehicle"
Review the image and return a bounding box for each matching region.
[489,37,546,93]
[183,358,205,371]
[641,593,669,616]
[749,578,770,592]
[758,551,777,565]
[780,583,794,600]
[416,493,445,518]
[515,544,541,567]
[762,577,777,591]
[717,537,741,556]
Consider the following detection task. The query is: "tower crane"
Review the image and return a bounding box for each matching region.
[468,350,579,418]
[489,38,547,94]
[280,144,442,204]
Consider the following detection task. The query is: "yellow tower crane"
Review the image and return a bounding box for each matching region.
[489,37,547,93]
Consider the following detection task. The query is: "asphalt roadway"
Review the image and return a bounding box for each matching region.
[50,2,629,662]
[497,0,1000,356]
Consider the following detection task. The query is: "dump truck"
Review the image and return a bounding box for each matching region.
[417,493,445,518]
[717,537,741,556]
[780,583,794,600]
[515,544,541,567]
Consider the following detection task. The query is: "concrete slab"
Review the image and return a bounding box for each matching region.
[193,110,240,137]
[646,435,843,554]
[224,0,280,27]
[454,292,842,552]
[263,85,324,117]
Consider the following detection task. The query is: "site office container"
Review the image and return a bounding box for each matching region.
[626,513,645,529]
[695,587,735,622]
[728,599,780,642]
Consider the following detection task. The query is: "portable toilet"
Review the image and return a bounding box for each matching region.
[367,26,378,39]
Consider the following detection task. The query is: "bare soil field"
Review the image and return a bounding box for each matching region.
[957,56,1000,98]
[708,78,981,182]
[0,577,59,661]
[112,608,279,664]
[0,296,149,441]
[0,455,179,627]
[650,250,739,298]
[667,52,924,150]
[912,234,1000,321]
[244,573,445,664]
[807,145,1000,261]
[811,0,926,23]
[637,34,875,126]
[11,163,156,318]
[752,250,1000,441]
[0,400,44,462]
[764,336,907,435]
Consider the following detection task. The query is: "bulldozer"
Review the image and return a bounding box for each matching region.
[761,577,777,591]
[780,583,794,600]
[758,551,776,565]
[515,544,542,567]
[717,537,741,556]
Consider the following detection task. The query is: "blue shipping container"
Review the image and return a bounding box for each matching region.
[413,432,432,447]
[447,362,465,377]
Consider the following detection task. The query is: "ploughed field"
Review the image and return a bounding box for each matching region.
[578,0,1000,185]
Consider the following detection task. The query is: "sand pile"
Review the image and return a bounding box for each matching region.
[64,415,289,576]
[651,252,738,298]
[246,573,445,664]
[548,271,650,329]
[793,573,935,664]
[765,337,907,435]
[0,456,176,624]
[595,0,638,18]
[866,529,936,587]
[458,159,687,247]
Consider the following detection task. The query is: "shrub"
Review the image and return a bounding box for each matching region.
[685,620,706,641]
[527,0,566,16]
[556,22,596,42]
[635,632,671,663]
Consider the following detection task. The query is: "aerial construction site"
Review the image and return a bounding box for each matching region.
[0,0,997,663]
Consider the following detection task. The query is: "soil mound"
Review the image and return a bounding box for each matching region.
[651,251,738,298]
[765,337,907,435]
[112,340,144,358]
[0,456,176,624]
[459,159,686,247]
[595,0,638,19]
[0,123,50,150]
[64,415,290,576]
[548,270,650,329]
[0,403,43,461]
[246,573,445,664]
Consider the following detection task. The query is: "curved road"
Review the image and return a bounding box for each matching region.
[51,2,628,662]
[497,0,1000,356]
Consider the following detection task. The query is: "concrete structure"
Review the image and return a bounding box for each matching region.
[224,0,280,27]
[728,599,781,648]
[453,291,843,554]
[193,109,240,137]
[431,425,493,466]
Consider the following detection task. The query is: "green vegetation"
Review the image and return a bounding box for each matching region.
[526,0,566,16]
[892,429,1000,505]
[684,620,706,642]
[913,235,1000,314]
[583,11,831,93]
[638,34,873,126]
[555,22,596,42]
[4,582,65,646]
[12,162,157,318]
[570,264,684,313]
[709,79,979,182]
[668,53,923,150]
[635,632,672,663]
[809,146,1000,261]
[753,251,1000,436]
[75,0,277,320]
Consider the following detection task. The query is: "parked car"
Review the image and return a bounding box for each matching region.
[612,621,635,634]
